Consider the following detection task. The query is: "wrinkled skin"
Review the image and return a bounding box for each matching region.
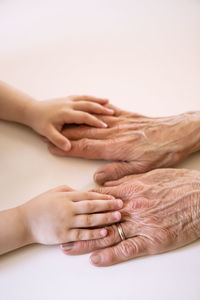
[61,169,200,266]
[48,106,200,185]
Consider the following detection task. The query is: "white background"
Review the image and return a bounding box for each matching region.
[0,1,200,299]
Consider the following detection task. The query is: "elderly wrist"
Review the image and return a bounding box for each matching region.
[183,111,200,154]
[18,204,35,246]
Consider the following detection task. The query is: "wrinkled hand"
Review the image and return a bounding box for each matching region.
[61,169,200,266]
[48,106,200,185]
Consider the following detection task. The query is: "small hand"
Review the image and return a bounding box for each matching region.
[21,185,123,245]
[29,95,113,151]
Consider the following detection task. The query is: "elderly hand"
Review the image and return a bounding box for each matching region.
[61,168,200,266]
[48,106,200,185]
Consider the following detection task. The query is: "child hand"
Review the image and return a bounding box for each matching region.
[21,185,123,245]
[29,95,113,151]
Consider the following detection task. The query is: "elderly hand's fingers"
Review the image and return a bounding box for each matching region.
[72,211,121,228]
[71,111,108,128]
[73,101,114,115]
[46,126,71,151]
[48,144,70,156]
[72,95,109,105]
[61,222,138,255]
[90,236,148,267]
[62,126,114,140]
[94,161,144,185]
[104,174,141,187]
[49,139,109,159]
[74,199,123,214]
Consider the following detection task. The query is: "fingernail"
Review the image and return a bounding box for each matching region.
[117,200,123,208]
[102,122,108,128]
[107,195,115,199]
[61,242,74,251]
[91,254,102,265]
[106,109,114,114]
[114,211,121,220]
[63,143,71,151]
[94,172,105,184]
[100,229,107,236]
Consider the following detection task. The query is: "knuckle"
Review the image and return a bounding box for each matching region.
[116,240,134,258]
[57,185,68,191]
[80,112,89,121]
[69,95,77,101]
[103,213,110,224]
[85,201,93,211]
[88,230,95,239]
[84,215,92,226]
[155,228,172,249]
[73,229,82,241]
[108,200,115,209]
[100,225,116,246]
[79,138,90,152]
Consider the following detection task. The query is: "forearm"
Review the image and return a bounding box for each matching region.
[184,111,200,153]
[0,206,32,255]
[0,81,37,127]
[172,111,200,155]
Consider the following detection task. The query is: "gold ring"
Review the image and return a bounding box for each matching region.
[116,223,126,241]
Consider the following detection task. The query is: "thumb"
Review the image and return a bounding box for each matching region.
[94,161,146,185]
[47,127,71,151]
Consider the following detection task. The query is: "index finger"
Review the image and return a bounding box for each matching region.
[72,95,109,105]
[48,138,109,159]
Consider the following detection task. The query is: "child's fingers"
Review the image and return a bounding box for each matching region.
[47,127,71,151]
[69,192,115,202]
[72,95,109,105]
[72,111,108,128]
[40,135,49,143]
[68,228,107,242]
[72,211,121,228]
[74,199,123,214]
[73,101,114,115]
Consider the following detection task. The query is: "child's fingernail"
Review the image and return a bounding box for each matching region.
[102,122,108,127]
[106,109,114,114]
[100,229,107,236]
[117,200,123,208]
[107,195,115,199]
[61,242,74,251]
[63,143,71,151]
[114,211,121,220]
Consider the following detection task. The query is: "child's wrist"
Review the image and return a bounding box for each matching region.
[18,204,35,246]
[21,100,40,129]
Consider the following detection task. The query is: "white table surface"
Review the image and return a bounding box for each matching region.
[0,1,200,299]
